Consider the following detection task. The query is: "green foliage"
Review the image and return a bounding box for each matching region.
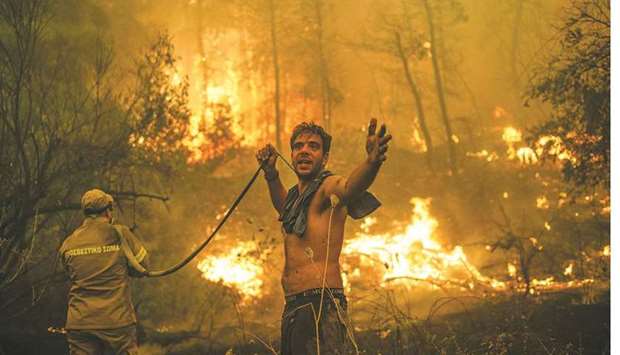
[131,32,191,158]
[527,0,610,191]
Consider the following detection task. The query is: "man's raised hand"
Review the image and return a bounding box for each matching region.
[366,118,392,164]
[256,144,278,173]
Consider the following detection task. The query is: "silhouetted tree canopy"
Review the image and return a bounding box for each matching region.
[528,0,609,191]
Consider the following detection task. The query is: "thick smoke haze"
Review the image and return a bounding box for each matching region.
[0,0,609,354]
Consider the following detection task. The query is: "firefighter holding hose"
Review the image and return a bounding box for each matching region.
[58,189,149,354]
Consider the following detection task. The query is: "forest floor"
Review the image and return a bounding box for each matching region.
[1,289,608,355]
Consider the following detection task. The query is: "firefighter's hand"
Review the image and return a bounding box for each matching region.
[366,118,392,164]
[256,144,278,175]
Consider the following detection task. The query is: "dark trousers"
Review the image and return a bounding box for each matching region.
[281,288,355,355]
[66,324,138,355]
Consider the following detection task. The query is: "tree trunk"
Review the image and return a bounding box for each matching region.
[195,1,211,108]
[268,0,283,151]
[423,0,457,175]
[313,0,332,131]
[394,31,434,171]
[511,0,524,89]
[511,0,526,126]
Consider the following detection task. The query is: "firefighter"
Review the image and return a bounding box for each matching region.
[59,189,148,355]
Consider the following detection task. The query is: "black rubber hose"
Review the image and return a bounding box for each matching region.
[144,165,263,277]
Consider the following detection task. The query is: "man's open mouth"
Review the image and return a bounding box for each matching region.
[296,159,312,167]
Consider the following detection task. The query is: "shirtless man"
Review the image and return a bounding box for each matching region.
[256,119,391,354]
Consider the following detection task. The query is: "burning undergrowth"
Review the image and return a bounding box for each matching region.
[121,36,609,349]
[188,122,608,307]
[195,194,608,305]
[127,112,609,354]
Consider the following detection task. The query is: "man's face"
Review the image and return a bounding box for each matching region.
[291,132,328,180]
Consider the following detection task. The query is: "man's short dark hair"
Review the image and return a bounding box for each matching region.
[290,122,332,154]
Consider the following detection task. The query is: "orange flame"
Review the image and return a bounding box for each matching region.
[535,135,577,163]
[341,198,506,291]
[132,35,271,165]
[410,125,428,153]
[564,263,574,276]
[196,199,607,300]
[466,150,499,162]
[536,196,550,209]
[197,241,266,302]
[502,126,522,144]
[497,126,578,166]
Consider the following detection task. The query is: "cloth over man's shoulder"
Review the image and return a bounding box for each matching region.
[279,170,381,237]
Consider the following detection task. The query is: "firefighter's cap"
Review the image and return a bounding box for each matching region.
[81,189,114,215]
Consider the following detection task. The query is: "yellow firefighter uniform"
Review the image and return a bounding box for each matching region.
[59,189,148,354]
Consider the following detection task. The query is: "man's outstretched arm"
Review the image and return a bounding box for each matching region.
[256,144,287,215]
[326,118,392,204]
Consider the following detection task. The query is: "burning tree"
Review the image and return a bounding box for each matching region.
[131,32,191,160]
[0,1,610,353]
[236,0,290,151]
[294,0,343,132]
[130,31,241,168]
